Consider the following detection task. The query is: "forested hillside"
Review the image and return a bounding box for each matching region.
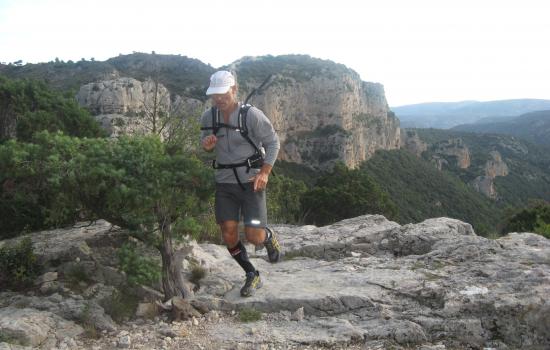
[451,110,550,146]
[360,150,501,235]
[413,128,550,207]
[0,53,214,99]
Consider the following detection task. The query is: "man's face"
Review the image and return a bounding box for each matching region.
[211,86,236,112]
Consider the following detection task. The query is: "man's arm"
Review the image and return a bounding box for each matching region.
[200,109,217,152]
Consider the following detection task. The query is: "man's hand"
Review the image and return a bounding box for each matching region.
[249,164,273,192]
[202,135,217,152]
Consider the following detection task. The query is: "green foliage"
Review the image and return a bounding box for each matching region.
[117,242,161,286]
[1,131,214,240]
[267,174,308,224]
[0,237,41,290]
[502,201,550,238]
[0,75,105,143]
[0,135,92,238]
[65,263,92,286]
[1,53,214,100]
[274,160,320,186]
[100,288,140,323]
[308,125,351,138]
[413,128,550,207]
[361,150,501,235]
[77,302,100,339]
[227,54,353,90]
[239,308,262,322]
[189,264,207,285]
[302,162,397,226]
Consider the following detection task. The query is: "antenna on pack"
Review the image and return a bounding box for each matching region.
[244,74,275,105]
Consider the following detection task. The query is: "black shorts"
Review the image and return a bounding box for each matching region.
[215,182,267,228]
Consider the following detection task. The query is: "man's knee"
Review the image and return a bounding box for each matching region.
[244,226,266,246]
[220,221,239,247]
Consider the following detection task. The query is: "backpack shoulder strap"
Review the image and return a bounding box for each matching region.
[238,104,261,154]
[238,104,252,136]
[211,107,220,135]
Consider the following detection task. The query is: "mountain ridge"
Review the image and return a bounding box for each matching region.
[392,99,550,129]
[451,110,550,146]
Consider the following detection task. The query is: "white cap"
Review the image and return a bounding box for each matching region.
[206,70,235,95]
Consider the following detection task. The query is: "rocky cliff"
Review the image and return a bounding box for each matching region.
[472,151,509,199]
[232,56,400,169]
[1,215,548,349]
[76,78,202,138]
[75,55,401,169]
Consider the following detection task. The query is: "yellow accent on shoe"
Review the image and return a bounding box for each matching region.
[265,227,282,263]
[240,271,263,297]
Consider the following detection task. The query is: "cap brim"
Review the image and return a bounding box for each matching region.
[206,85,231,96]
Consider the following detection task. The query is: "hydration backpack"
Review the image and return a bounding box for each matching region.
[201,104,264,189]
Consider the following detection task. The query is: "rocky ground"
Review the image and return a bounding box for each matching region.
[1,215,549,349]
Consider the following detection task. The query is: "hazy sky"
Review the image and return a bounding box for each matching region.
[1,0,549,106]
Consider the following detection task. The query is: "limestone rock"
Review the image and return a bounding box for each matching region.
[171,297,201,321]
[290,307,304,321]
[400,129,428,157]
[1,215,548,349]
[135,303,159,319]
[428,138,471,170]
[236,69,400,169]
[0,307,83,347]
[76,78,202,138]
[194,215,550,349]
[471,150,509,199]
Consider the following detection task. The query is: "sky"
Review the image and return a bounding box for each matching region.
[0,0,549,106]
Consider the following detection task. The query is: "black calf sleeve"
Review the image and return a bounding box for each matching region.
[228,241,256,274]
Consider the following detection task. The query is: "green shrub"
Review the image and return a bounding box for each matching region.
[239,308,262,322]
[117,242,160,287]
[0,237,41,291]
[99,289,139,323]
[65,263,92,286]
[502,201,550,238]
[77,302,100,339]
[189,264,207,285]
[302,162,397,226]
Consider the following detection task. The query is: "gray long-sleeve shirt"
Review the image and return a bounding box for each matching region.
[200,102,280,184]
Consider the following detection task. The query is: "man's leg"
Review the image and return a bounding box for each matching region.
[216,183,262,297]
[221,220,256,274]
[242,184,282,263]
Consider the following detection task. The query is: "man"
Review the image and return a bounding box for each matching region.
[200,70,282,297]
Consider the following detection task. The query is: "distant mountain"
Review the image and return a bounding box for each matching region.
[451,110,550,146]
[0,53,215,100]
[1,53,400,170]
[392,99,550,129]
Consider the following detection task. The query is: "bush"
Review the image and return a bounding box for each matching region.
[117,242,161,287]
[100,288,139,323]
[189,264,207,285]
[302,162,397,226]
[0,237,41,291]
[239,308,262,322]
[502,201,550,238]
[267,174,308,224]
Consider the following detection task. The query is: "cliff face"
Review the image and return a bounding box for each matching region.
[77,55,401,170]
[2,215,548,349]
[429,138,471,170]
[472,151,509,199]
[236,67,400,169]
[76,78,202,137]
[400,129,428,157]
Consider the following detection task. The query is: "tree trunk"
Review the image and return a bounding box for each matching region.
[158,215,193,300]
